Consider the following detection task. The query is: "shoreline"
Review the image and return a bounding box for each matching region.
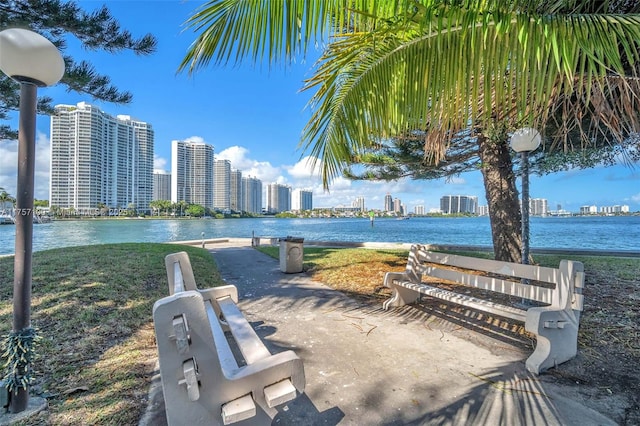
[2,237,639,258]
[174,237,640,258]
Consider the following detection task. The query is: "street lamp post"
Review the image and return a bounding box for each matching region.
[0,28,64,413]
[509,128,541,267]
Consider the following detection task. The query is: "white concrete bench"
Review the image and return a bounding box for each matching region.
[382,244,585,374]
[153,251,305,425]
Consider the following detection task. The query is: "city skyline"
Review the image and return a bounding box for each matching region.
[1,2,639,212]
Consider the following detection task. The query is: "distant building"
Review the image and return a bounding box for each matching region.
[530,198,548,216]
[393,198,403,214]
[600,205,630,214]
[332,206,361,215]
[580,205,598,215]
[242,176,262,214]
[352,196,365,212]
[440,195,478,214]
[477,205,489,216]
[171,139,214,209]
[384,193,393,212]
[414,205,425,215]
[153,171,171,201]
[229,169,243,212]
[50,102,154,212]
[292,189,313,211]
[266,183,291,214]
[213,159,231,211]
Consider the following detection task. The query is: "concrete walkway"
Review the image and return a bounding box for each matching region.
[140,240,616,425]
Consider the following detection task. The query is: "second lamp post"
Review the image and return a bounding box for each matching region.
[510,127,541,266]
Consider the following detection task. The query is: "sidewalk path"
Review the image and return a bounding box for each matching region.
[141,240,617,425]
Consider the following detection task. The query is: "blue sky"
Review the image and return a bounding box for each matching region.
[1,0,639,212]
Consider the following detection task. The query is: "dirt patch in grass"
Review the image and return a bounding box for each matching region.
[301,248,640,425]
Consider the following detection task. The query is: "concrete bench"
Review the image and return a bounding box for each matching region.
[382,245,584,374]
[153,251,305,425]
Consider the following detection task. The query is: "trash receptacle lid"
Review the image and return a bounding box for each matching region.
[279,236,304,243]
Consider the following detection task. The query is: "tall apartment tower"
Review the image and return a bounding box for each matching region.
[153,171,171,201]
[213,159,231,211]
[393,198,402,214]
[530,198,548,216]
[440,195,478,214]
[352,196,365,212]
[266,183,291,214]
[171,140,214,209]
[230,169,243,212]
[242,176,262,214]
[384,193,393,211]
[292,189,313,211]
[50,102,154,212]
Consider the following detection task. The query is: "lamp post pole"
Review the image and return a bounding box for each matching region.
[10,82,38,412]
[520,150,531,265]
[509,128,541,266]
[0,28,64,413]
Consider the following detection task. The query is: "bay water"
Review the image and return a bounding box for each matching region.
[0,215,638,256]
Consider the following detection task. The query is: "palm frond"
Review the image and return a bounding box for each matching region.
[300,5,640,185]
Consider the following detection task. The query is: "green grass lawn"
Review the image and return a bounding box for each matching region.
[0,243,222,425]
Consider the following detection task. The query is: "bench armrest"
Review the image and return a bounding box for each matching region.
[383,271,409,288]
[199,284,238,304]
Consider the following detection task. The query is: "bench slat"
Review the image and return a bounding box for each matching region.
[396,281,528,322]
[204,302,240,372]
[173,262,185,294]
[217,296,272,365]
[419,265,553,304]
[416,249,561,283]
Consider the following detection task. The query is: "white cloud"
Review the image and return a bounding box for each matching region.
[217,146,282,183]
[286,156,320,179]
[0,132,51,200]
[183,136,205,144]
[154,155,168,172]
[632,192,640,203]
[447,176,466,185]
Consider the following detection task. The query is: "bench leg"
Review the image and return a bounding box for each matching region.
[525,308,579,374]
[383,285,421,310]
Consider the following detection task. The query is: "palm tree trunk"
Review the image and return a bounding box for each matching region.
[477,134,522,262]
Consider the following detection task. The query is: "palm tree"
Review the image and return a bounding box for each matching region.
[0,188,16,213]
[180,0,640,261]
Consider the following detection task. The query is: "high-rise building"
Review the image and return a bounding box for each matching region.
[384,193,393,211]
[230,169,243,212]
[393,198,402,214]
[477,205,490,216]
[242,176,262,214]
[530,198,548,216]
[171,140,214,209]
[352,196,365,212]
[153,171,171,201]
[50,102,154,213]
[580,205,598,215]
[440,195,478,214]
[414,205,425,215]
[292,189,313,211]
[213,159,231,211]
[266,183,291,213]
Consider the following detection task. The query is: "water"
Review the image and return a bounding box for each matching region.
[0,215,638,256]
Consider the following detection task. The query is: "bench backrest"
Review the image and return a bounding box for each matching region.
[407,245,584,312]
[165,251,198,295]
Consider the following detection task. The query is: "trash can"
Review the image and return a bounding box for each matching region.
[279,236,304,273]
